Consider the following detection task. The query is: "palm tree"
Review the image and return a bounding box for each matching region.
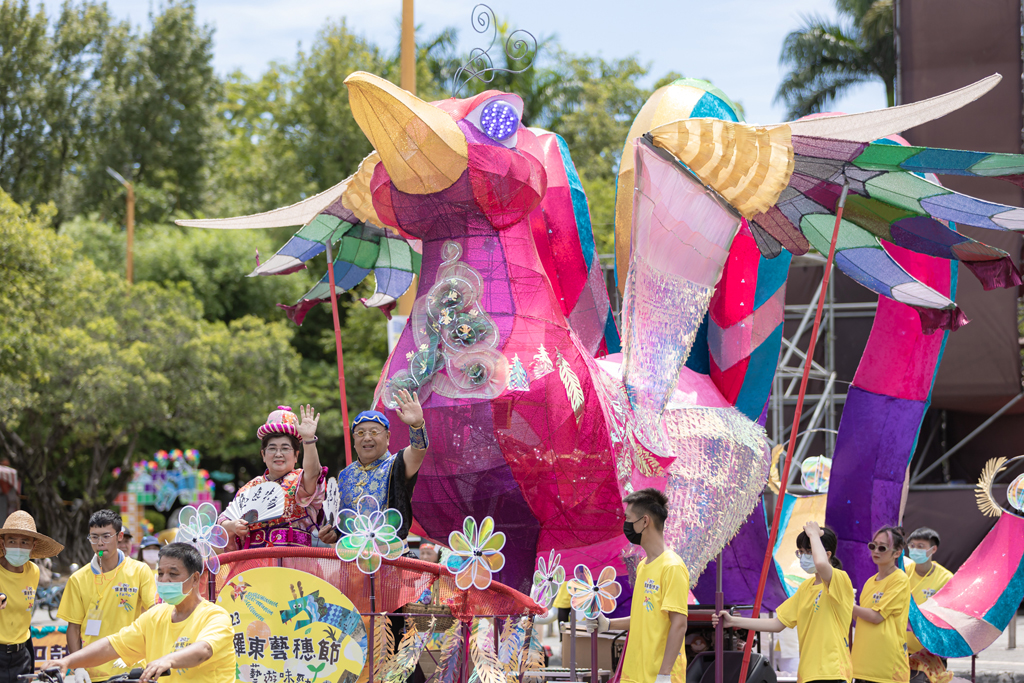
[775,0,895,119]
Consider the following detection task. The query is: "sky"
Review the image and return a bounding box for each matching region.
[37,0,888,124]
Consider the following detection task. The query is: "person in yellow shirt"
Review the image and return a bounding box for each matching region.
[587,488,688,683]
[553,581,571,624]
[0,511,64,683]
[852,526,911,683]
[903,527,952,654]
[43,542,234,683]
[713,521,854,683]
[58,510,157,683]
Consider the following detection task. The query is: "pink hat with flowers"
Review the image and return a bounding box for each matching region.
[257,406,301,441]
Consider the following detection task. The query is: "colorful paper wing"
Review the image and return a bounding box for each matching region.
[620,138,744,418]
[908,513,1024,656]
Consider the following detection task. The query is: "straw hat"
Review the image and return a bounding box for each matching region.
[0,511,64,559]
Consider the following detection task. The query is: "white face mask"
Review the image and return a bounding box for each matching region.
[798,553,816,574]
[143,549,160,565]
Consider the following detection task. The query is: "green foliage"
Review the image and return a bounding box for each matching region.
[775,0,895,118]
[0,0,220,225]
[0,189,301,560]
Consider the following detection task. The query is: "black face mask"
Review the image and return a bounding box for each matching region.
[623,518,645,545]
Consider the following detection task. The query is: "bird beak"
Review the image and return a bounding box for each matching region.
[345,71,468,195]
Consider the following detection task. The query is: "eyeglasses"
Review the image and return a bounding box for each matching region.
[867,542,891,553]
[354,429,384,439]
[264,447,294,456]
[87,533,115,544]
[794,550,812,558]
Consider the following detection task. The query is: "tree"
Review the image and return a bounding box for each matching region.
[775,0,895,119]
[0,190,301,561]
[82,1,220,223]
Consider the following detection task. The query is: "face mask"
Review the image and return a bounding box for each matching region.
[623,518,645,545]
[157,576,194,605]
[5,547,31,567]
[798,553,816,574]
[908,548,931,564]
[143,549,160,565]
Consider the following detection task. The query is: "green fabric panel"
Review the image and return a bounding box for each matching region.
[375,238,394,269]
[336,232,380,268]
[969,153,1024,176]
[383,239,414,271]
[853,144,922,170]
[298,215,345,242]
[411,250,422,272]
[800,214,880,253]
[864,173,948,214]
[843,195,915,240]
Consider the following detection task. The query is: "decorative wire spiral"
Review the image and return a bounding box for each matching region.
[451,4,537,97]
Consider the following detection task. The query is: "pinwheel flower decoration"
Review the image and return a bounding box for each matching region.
[445,515,506,590]
[335,495,407,574]
[566,564,621,619]
[177,503,229,574]
[530,550,565,609]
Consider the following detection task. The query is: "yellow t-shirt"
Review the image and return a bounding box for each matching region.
[553,582,571,610]
[904,561,953,653]
[852,570,911,683]
[776,567,854,683]
[108,601,234,683]
[0,561,39,644]
[621,550,690,683]
[58,556,157,681]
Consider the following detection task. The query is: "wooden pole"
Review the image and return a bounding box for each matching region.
[126,182,135,284]
[324,234,354,467]
[396,0,418,318]
[737,184,851,683]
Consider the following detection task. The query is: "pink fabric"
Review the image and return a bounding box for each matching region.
[709,226,761,328]
[925,513,1024,620]
[595,354,732,409]
[853,241,952,400]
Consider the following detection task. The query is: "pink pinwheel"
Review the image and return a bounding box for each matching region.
[177,503,228,574]
[445,516,505,590]
[530,550,565,609]
[335,495,407,574]
[566,564,621,619]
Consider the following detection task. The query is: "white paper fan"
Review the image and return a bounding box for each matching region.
[222,481,285,524]
[323,478,341,528]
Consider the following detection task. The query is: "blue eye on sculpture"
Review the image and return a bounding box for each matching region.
[480,100,519,141]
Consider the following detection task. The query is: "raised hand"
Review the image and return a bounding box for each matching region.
[394,389,424,427]
[804,520,824,538]
[297,404,320,441]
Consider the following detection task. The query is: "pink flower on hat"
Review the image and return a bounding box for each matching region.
[256,405,302,441]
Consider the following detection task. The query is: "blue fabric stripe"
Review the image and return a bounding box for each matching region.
[908,598,974,658]
[754,252,792,309]
[735,323,784,420]
[684,312,711,375]
[604,309,622,354]
[555,134,596,270]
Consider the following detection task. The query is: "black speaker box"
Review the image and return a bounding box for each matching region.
[685,652,776,683]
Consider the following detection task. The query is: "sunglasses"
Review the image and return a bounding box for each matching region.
[867,542,892,553]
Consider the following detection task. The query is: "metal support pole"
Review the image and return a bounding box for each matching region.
[591,622,598,683]
[912,392,1024,483]
[715,553,724,683]
[369,573,377,683]
[462,619,472,683]
[1008,613,1017,649]
[570,610,578,681]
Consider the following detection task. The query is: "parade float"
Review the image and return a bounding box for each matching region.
[171,6,1024,683]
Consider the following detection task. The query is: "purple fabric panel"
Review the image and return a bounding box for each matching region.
[321,198,360,224]
[791,136,867,161]
[692,498,788,612]
[825,386,927,591]
[920,194,1003,231]
[962,257,1023,290]
[915,305,969,333]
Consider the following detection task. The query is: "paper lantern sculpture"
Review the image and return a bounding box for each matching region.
[128,449,217,512]
[180,66,1024,592]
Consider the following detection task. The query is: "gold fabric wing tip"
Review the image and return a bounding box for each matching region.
[976,456,1006,518]
[343,151,382,226]
[648,119,794,219]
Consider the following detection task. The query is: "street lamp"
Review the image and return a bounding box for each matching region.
[105,167,135,284]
